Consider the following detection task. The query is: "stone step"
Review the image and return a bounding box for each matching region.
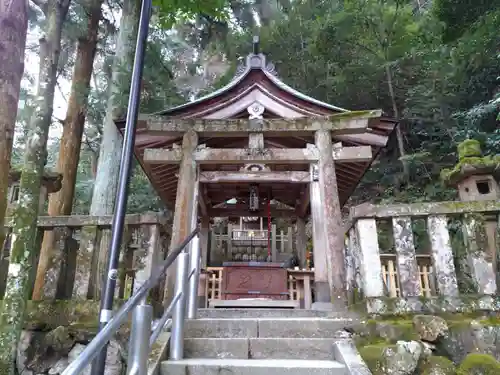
[185,318,355,339]
[185,319,258,338]
[162,359,347,375]
[198,308,343,319]
[250,338,336,360]
[184,338,249,359]
[184,338,339,360]
[257,318,354,338]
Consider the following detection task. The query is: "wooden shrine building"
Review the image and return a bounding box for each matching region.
[116,38,397,308]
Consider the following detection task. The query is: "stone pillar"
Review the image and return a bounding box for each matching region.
[355,219,385,299]
[309,163,329,302]
[33,227,72,299]
[427,215,459,296]
[296,218,307,269]
[392,217,421,297]
[163,130,198,305]
[286,227,293,253]
[462,215,496,294]
[133,224,160,294]
[73,226,100,299]
[315,130,346,305]
[200,217,210,269]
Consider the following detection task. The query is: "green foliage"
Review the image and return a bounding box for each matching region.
[457,353,500,374]
[152,0,229,28]
[433,0,500,42]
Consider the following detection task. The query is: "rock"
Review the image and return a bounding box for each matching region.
[45,326,75,355]
[49,358,69,375]
[62,341,123,375]
[418,356,456,375]
[17,331,34,375]
[382,340,423,375]
[413,315,448,342]
[439,321,500,363]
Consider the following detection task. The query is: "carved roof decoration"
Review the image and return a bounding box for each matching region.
[153,50,347,118]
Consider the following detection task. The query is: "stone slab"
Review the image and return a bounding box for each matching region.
[333,339,372,375]
[257,318,356,338]
[197,309,344,319]
[184,319,258,338]
[161,359,347,375]
[184,338,249,359]
[209,299,299,309]
[249,338,335,360]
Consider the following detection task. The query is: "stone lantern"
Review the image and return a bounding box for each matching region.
[441,139,500,294]
[7,169,63,216]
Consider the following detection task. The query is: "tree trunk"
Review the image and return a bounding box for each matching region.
[89,0,139,296]
[0,0,70,372]
[0,0,29,256]
[385,63,409,177]
[32,0,102,300]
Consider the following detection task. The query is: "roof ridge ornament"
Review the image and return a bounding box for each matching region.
[233,36,279,79]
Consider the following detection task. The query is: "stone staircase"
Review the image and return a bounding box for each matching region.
[161,309,370,375]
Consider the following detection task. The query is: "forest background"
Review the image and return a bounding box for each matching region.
[6,0,500,220]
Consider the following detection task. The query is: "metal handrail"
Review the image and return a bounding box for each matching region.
[61,227,199,375]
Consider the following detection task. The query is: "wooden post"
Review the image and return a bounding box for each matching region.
[296,218,307,269]
[310,163,329,302]
[392,217,421,297]
[200,217,210,269]
[427,215,459,296]
[227,223,233,260]
[315,129,346,305]
[163,130,198,305]
[271,224,277,262]
[287,226,293,253]
[280,230,284,253]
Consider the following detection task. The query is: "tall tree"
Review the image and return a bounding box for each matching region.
[0,0,29,255]
[0,0,71,371]
[32,0,103,300]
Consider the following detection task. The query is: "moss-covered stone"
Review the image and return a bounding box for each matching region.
[441,139,500,185]
[419,356,456,375]
[413,315,449,342]
[457,353,500,374]
[358,343,395,375]
[22,300,127,330]
[458,140,482,160]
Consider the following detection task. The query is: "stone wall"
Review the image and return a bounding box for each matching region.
[352,312,500,374]
[13,301,127,375]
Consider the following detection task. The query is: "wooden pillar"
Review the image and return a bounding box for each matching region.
[271,224,277,262]
[310,163,329,302]
[287,227,293,253]
[296,218,307,269]
[227,223,233,260]
[200,217,210,269]
[315,130,346,305]
[163,130,198,305]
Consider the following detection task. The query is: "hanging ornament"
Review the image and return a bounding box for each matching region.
[249,185,259,211]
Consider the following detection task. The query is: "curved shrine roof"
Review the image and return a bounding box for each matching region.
[115,47,398,213]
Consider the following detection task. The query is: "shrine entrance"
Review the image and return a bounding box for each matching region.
[116,37,397,309]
